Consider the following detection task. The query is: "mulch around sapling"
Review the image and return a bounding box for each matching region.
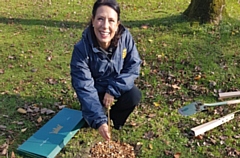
[90,140,135,158]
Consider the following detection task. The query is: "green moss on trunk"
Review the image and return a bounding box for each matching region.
[183,0,227,24]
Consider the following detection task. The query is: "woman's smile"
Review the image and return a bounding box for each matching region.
[92,5,119,49]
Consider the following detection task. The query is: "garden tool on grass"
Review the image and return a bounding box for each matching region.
[178,99,240,116]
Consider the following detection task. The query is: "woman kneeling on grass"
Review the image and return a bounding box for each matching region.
[70,0,142,141]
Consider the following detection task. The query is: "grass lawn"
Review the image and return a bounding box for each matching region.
[0,0,240,157]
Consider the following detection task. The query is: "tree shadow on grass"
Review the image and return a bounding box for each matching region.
[123,14,188,28]
[0,14,188,29]
[0,12,239,30]
[0,17,87,29]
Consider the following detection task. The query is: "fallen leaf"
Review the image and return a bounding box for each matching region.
[46,109,55,115]
[141,25,148,29]
[17,121,24,125]
[148,39,153,43]
[142,59,147,66]
[136,142,142,146]
[0,143,8,156]
[148,113,156,118]
[41,108,47,114]
[148,143,153,149]
[233,134,240,139]
[190,85,198,91]
[235,150,240,156]
[0,125,6,130]
[58,105,66,109]
[209,81,216,88]
[27,107,33,113]
[1,148,7,156]
[37,116,42,123]
[164,150,172,156]
[162,43,167,47]
[17,108,27,114]
[194,75,201,80]
[135,142,142,151]
[8,55,15,59]
[8,64,14,68]
[172,84,181,89]
[0,69,4,74]
[157,53,165,59]
[153,102,160,107]
[209,138,217,144]
[130,121,137,126]
[163,140,170,145]
[11,151,16,158]
[31,68,38,72]
[21,128,27,133]
[33,107,40,113]
[143,131,155,140]
[46,55,53,61]
[195,135,203,140]
[174,152,181,158]
[46,78,58,85]
[0,143,8,149]
[225,147,240,157]
[219,135,228,140]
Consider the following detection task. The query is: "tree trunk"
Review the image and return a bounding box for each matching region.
[183,0,227,25]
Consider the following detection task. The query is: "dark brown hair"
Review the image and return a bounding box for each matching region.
[92,0,120,20]
[89,0,124,47]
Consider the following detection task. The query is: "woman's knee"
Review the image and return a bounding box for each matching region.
[125,85,142,105]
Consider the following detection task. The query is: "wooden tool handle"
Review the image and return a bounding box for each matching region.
[218,91,240,99]
[226,99,240,105]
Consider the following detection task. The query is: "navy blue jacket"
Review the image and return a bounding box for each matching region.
[70,25,141,129]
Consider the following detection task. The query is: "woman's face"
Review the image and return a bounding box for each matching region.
[92,5,119,50]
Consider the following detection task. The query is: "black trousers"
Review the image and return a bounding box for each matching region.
[98,85,141,129]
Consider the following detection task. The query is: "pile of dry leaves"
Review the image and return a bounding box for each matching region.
[90,140,135,158]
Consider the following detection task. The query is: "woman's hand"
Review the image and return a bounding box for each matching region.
[103,92,114,108]
[98,123,110,141]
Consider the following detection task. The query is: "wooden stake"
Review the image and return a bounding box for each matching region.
[107,106,111,154]
[190,110,239,136]
[107,100,116,154]
[218,91,240,100]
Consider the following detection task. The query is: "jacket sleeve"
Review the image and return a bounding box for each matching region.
[107,31,142,98]
[70,42,107,129]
